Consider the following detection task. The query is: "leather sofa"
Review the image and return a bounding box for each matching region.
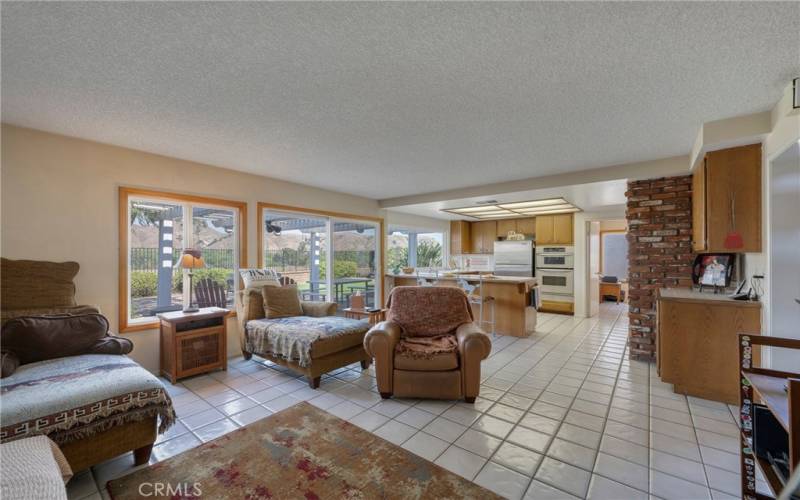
[364,286,491,402]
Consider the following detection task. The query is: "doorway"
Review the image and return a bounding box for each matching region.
[586,219,628,316]
[768,141,800,371]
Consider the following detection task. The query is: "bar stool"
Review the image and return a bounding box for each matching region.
[458,276,496,337]
[416,269,435,287]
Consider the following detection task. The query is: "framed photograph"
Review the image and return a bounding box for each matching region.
[692,254,735,288]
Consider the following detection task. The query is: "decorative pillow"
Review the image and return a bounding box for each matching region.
[262,285,303,319]
[0,258,80,310]
[0,313,134,377]
[239,268,281,289]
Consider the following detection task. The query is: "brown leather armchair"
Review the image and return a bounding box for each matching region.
[364,287,491,403]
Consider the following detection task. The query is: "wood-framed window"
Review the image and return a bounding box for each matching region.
[119,187,247,333]
[257,202,385,309]
[599,229,628,280]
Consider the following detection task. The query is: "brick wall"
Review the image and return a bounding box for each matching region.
[626,175,695,361]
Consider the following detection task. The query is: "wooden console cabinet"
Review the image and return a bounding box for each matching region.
[657,289,761,404]
[159,307,228,383]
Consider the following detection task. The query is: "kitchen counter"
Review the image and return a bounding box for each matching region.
[386,272,537,286]
[386,273,537,337]
[658,288,761,308]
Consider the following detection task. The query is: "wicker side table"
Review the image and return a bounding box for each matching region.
[158,307,228,383]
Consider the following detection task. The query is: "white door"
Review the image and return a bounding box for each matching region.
[587,221,600,317]
[769,142,800,371]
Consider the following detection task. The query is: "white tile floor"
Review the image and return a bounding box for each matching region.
[68,303,770,500]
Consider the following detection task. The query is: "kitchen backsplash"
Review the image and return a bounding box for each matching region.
[451,254,494,271]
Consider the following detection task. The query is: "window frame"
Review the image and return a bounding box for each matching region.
[257,202,385,308]
[119,187,248,333]
[386,227,447,270]
[599,229,627,278]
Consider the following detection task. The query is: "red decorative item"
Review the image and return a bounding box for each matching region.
[724,231,744,249]
[724,192,744,249]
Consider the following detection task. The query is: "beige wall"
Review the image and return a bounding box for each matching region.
[0,124,381,373]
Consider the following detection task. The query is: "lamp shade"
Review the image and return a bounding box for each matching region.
[179,249,205,269]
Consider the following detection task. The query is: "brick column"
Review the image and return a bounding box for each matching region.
[626,175,694,361]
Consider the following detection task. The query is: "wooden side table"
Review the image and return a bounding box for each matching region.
[343,307,387,325]
[158,307,228,383]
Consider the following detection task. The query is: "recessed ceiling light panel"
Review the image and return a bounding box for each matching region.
[442,197,581,219]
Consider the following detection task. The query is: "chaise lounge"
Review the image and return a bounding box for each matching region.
[236,285,372,388]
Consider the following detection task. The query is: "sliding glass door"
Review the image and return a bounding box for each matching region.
[333,220,379,309]
[262,209,329,300]
[261,206,382,311]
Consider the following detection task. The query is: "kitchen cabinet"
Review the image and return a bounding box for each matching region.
[497,218,536,238]
[516,217,536,236]
[535,214,573,245]
[470,220,497,254]
[450,220,471,255]
[692,143,761,253]
[657,289,761,404]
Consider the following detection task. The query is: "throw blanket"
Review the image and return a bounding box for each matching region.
[1,436,71,500]
[246,316,370,368]
[395,335,459,359]
[0,354,175,445]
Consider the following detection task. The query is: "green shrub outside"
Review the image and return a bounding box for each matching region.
[130,268,232,297]
[173,268,232,292]
[318,260,359,279]
[130,271,158,297]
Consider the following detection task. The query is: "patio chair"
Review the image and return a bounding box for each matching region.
[195,278,227,308]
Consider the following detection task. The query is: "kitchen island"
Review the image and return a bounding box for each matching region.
[385,273,538,337]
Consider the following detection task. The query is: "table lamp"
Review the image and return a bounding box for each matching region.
[180,249,205,312]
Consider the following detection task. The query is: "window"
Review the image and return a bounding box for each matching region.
[259,203,384,312]
[120,188,247,332]
[600,230,628,280]
[386,228,445,270]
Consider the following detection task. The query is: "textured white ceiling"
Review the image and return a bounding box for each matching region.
[2,2,798,199]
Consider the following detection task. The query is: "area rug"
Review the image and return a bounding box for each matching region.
[107,401,500,499]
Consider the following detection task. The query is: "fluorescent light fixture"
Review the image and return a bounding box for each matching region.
[472,213,520,219]
[442,197,581,219]
[515,204,576,213]
[497,198,567,209]
[517,208,581,215]
[447,206,503,214]
[468,209,514,216]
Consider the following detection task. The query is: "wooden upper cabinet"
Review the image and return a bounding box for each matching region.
[496,219,517,237]
[470,220,497,254]
[536,214,573,245]
[516,217,536,236]
[552,214,574,244]
[535,216,554,245]
[450,220,471,255]
[496,217,536,239]
[694,143,762,253]
[692,160,707,252]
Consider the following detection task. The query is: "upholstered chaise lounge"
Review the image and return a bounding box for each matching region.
[236,287,372,388]
[364,286,492,402]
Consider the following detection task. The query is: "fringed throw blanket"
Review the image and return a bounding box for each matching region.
[0,354,175,445]
[395,335,459,359]
[246,316,371,368]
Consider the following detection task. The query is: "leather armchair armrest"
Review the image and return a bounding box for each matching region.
[364,321,402,395]
[300,301,338,317]
[456,322,491,360]
[456,322,491,400]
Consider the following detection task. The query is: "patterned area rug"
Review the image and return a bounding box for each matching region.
[107,402,499,499]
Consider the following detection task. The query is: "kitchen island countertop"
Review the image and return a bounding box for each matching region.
[385,272,537,286]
